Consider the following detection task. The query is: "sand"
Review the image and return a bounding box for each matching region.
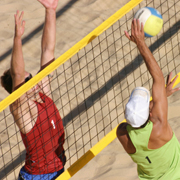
[0,0,180,180]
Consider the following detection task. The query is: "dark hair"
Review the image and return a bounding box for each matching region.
[1,69,12,94]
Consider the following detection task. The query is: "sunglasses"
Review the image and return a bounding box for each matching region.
[25,73,32,83]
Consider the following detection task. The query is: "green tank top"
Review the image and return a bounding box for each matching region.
[127,121,180,180]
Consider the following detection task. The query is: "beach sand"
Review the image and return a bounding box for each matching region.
[0,0,180,180]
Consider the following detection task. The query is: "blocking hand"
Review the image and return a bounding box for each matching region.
[125,19,145,45]
[37,0,58,10]
[14,11,25,38]
[166,72,180,97]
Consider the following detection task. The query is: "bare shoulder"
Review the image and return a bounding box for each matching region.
[148,120,173,149]
[116,122,136,154]
[150,119,172,137]
[116,122,129,137]
[116,122,129,143]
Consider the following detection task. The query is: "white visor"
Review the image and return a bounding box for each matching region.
[125,87,150,128]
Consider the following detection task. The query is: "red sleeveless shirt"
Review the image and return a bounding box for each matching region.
[21,92,65,174]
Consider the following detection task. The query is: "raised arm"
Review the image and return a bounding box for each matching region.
[149,72,180,111]
[38,0,58,71]
[125,19,167,125]
[10,11,34,133]
[11,11,26,92]
[37,0,58,97]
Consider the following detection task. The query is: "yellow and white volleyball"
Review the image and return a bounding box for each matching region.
[134,7,163,37]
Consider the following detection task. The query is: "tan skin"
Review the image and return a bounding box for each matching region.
[10,0,58,134]
[116,19,180,154]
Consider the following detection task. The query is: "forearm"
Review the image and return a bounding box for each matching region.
[41,8,56,65]
[38,0,58,76]
[126,19,168,124]
[137,41,164,84]
[11,36,25,76]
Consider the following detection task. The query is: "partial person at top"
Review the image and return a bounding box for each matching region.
[1,0,66,179]
[116,18,180,179]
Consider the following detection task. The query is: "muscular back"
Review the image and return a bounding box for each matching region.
[117,120,173,154]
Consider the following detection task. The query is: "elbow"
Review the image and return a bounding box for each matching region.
[10,69,24,78]
[42,45,55,54]
[153,72,165,85]
[41,48,54,59]
[153,77,165,86]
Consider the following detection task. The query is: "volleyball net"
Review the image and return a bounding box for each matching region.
[1,0,180,179]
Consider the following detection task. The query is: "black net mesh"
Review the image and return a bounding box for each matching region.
[0,0,180,179]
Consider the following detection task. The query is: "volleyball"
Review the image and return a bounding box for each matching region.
[134,7,163,37]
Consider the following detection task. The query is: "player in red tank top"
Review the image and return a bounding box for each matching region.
[0,0,66,179]
[21,92,65,174]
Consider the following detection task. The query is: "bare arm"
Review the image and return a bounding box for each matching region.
[125,19,167,125]
[39,0,57,68]
[37,0,58,96]
[11,11,26,92]
[10,11,34,133]
[149,72,180,111]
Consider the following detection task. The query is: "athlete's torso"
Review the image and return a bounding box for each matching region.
[21,92,64,174]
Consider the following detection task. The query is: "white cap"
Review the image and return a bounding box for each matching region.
[125,87,150,128]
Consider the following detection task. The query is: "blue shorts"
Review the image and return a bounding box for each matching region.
[18,166,64,180]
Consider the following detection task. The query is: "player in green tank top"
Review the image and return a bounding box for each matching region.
[116,19,180,179]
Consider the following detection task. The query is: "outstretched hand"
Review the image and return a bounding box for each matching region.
[125,19,145,45]
[14,11,25,38]
[166,72,180,97]
[37,0,58,10]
